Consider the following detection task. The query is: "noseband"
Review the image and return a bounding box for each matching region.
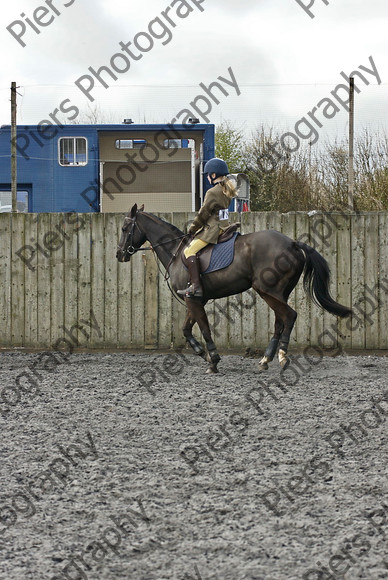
[118,214,144,256]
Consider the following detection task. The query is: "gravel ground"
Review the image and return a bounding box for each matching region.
[0,349,387,580]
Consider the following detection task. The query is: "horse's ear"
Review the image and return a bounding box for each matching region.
[129,203,137,217]
[139,204,144,212]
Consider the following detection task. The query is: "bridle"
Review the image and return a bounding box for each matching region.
[121,214,144,256]
[118,211,188,261]
[117,211,190,302]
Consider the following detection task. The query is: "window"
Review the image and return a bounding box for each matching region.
[163,138,195,149]
[115,139,147,149]
[0,191,28,212]
[59,137,88,166]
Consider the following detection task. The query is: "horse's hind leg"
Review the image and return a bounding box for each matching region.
[258,313,284,372]
[184,297,220,374]
[183,310,207,360]
[256,291,297,371]
[277,305,297,370]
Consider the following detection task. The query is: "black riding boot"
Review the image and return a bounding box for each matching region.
[177,256,203,297]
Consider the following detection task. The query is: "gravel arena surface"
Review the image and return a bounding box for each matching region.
[0,350,387,580]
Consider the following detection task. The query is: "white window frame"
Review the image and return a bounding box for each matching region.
[58,137,88,166]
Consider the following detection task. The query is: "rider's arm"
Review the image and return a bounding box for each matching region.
[189,190,218,234]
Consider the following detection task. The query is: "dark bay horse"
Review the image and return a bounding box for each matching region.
[116,204,352,373]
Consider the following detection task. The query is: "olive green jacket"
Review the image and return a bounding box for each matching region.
[190,184,231,244]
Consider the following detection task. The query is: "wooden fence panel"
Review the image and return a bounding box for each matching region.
[378,212,388,349]
[11,214,25,346]
[351,213,366,349]
[116,213,133,349]
[36,214,52,347]
[78,215,92,348]
[364,213,379,349]
[23,215,38,348]
[49,214,65,347]
[63,213,79,346]
[336,214,352,349]
[0,214,11,346]
[103,215,119,347]
[1,212,387,351]
[90,213,106,348]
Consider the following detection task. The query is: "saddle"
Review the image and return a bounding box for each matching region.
[181,223,240,274]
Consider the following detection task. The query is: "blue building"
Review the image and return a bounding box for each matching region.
[0,123,216,213]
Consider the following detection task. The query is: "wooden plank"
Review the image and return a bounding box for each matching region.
[336,213,352,349]
[36,213,52,347]
[144,247,159,349]
[90,213,106,347]
[24,214,38,348]
[77,214,92,348]
[350,213,366,349]
[131,232,146,349]
[11,213,25,346]
[63,213,79,347]
[0,215,12,346]
[104,214,119,348]
[117,213,132,349]
[364,213,379,349]
[49,214,65,347]
[378,212,388,349]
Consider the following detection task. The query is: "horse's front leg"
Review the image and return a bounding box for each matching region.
[183,311,207,360]
[184,297,220,374]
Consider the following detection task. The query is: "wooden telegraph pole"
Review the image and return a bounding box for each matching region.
[348,77,355,210]
[11,82,17,213]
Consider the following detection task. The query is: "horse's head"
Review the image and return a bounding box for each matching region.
[116,203,147,262]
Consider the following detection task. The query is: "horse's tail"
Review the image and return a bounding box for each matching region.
[296,241,352,318]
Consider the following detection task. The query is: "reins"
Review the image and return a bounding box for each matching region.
[118,211,189,302]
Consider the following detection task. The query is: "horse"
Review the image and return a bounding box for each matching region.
[116,204,352,373]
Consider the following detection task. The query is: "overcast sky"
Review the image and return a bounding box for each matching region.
[0,0,387,144]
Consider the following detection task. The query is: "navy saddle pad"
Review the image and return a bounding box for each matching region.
[202,232,240,274]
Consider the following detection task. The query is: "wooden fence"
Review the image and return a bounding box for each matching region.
[0,212,387,351]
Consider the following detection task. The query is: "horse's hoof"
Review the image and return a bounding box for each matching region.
[258,362,268,372]
[280,357,290,371]
[206,365,219,374]
[206,352,221,365]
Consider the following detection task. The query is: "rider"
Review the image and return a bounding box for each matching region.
[177,157,237,298]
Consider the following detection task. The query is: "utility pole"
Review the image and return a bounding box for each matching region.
[348,77,355,210]
[11,82,17,213]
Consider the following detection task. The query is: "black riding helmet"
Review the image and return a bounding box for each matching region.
[203,157,229,185]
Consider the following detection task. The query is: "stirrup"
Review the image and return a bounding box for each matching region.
[180,284,203,297]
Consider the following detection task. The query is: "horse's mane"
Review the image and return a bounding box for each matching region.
[141,211,185,237]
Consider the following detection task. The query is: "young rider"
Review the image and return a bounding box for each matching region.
[177,157,237,298]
